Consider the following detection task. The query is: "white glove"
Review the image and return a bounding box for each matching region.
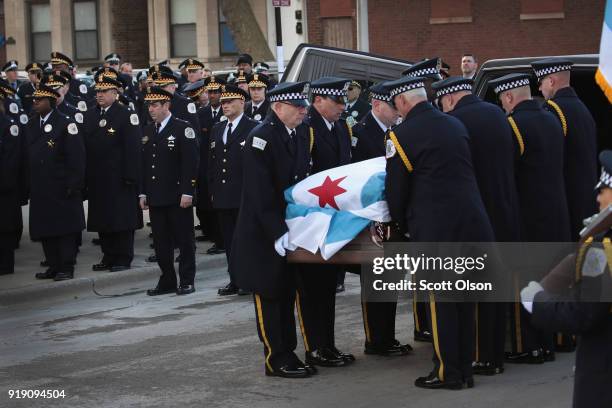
[520,281,544,314]
[581,248,607,278]
[274,232,289,257]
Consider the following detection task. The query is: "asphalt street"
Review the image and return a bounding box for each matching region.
[0,266,575,408]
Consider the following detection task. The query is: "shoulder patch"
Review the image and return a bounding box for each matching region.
[79,84,88,94]
[19,114,28,124]
[130,114,140,126]
[9,103,18,114]
[68,123,78,135]
[252,136,267,151]
[351,136,358,147]
[77,101,87,112]
[582,248,607,278]
[187,102,196,114]
[9,124,19,136]
[75,112,83,124]
[185,127,195,139]
[385,138,396,159]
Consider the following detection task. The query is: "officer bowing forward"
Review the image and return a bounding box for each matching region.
[84,76,142,272]
[230,82,315,378]
[140,88,199,296]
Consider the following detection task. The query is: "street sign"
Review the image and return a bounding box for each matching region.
[272,0,290,6]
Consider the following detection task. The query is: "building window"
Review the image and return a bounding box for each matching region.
[170,0,196,57]
[73,0,99,60]
[30,3,51,62]
[218,1,237,55]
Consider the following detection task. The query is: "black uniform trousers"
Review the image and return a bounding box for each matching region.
[41,233,79,276]
[253,291,298,370]
[217,208,238,283]
[99,231,135,267]
[149,205,196,288]
[360,272,398,348]
[0,230,21,274]
[509,297,554,354]
[427,293,475,383]
[295,264,338,352]
[475,302,506,366]
[413,292,431,336]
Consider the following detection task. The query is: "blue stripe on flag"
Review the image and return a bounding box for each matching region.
[605,0,612,30]
[285,203,336,220]
[325,211,370,244]
[284,185,296,204]
[360,172,386,208]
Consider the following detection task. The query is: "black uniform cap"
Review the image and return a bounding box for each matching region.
[33,84,60,100]
[236,53,253,66]
[489,73,531,95]
[25,62,43,73]
[402,57,442,80]
[204,75,227,91]
[368,82,392,102]
[267,81,310,107]
[183,79,207,98]
[220,84,249,101]
[2,60,18,72]
[431,76,474,99]
[384,76,426,99]
[104,53,121,64]
[50,52,73,67]
[531,57,573,81]
[596,150,612,190]
[144,86,173,102]
[310,77,350,104]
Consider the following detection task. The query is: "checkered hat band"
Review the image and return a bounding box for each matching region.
[406,67,438,77]
[435,83,473,98]
[311,87,347,96]
[186,64,203,70]
[269,93,308,102]
[188,87,205,97]
[45,80,64,88]
[95,83,118,90]
[33,89,57,98]
[370,92,391,102]
[248,80,267,88]
[390,81,425,97]
[144,93,171,101]
[534,65,572,79]
[51,57,70,66]
[153,78,176,85]
[600,169,612,188]
[220,92,245,101]
[494,78,530,94]
[207,84,222,91]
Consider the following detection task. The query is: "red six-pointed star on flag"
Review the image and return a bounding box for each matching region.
[308,175,347,210]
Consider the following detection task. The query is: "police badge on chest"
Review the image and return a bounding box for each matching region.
[167,135,176,149]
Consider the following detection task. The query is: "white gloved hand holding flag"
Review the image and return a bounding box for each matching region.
[284,157,391,260]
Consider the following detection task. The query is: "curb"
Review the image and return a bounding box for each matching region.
[0,255,227,307]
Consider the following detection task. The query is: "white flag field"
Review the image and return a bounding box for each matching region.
[284,157,390,260]
[596,0,612,104]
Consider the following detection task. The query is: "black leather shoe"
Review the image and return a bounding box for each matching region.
[335,284,345,293]
[414,330,432,343]
[265,363,310,378]
[473,361,504,375]
[305,349,346,367]
[206,245,225,255]
[195,224,202,230]
[464,376,475,388]
[295,359,318,375]
[146,254,157,263]
[218,282,239,296]
[176,285,195,295]
[365,341,413,356]
[415,374,463,390]
[543,350,556,362]
[40,260,49,267]
[91,238,101,245]
[35,269,56,279]
[92,262,111,271]
[53,272,73,281]
[146,286,176,296]
[237,288,252,296]
[505,349,545,364]
[109,265,130,272]
[330,347,355,363]
[195,235,209,242]
[175,255,181,263]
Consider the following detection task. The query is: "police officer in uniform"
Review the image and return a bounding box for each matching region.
[26,85,86,281]
[230,82,315,378]
[489,73,571,363]
[0,79,29,126]
[2,60,22,92]
[180,59,205,94]
[235,53,254,76]
[18,62,43,115]
[244,73,270,122]
[140,87,199,296]
[385,75,495,389]
[254,61,278,88]
[402,57,443,102]
[84,75,142,272]
[50,52,93,106]
[295,77,356,368]
[531,58,598,240]
[521,150,612,408]
[342,81,370,127]
[41,72,87,126]
[176,59,189,91]
[432,76,521,375]
[351,82,412,356]
[208,85,258,296]
[0,88,28,275]
[234,70,250,98]
[104,53,136,101]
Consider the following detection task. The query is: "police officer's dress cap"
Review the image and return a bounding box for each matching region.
[267,81,310,107]
[2,60,18,72]
[369,82,393,102]
[596,150,612,190]
[25,62,42,73]
[489,73,531,95]
[104,53,121,64]
[247,73,269,88]
[402,57,442,79]
[33,84,60,100]
[384,76,426,98]
[144,87,173,102]
[183,79,207,98]
[236,54,253,66]
[94,75,121,91]
[184,59,205,71]
[531,58,573,81]
[431,76,474,99]
[41,73,68,89]
[204,75,226,91]
[310,77,351,99]
[50,52,73,67]
[220,84,249,101]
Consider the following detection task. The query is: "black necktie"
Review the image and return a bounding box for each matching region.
[100,108,106,118]
[288,130,297,155]
[226,122,233,143]
[40,118,44,128]
[155,123,160,134]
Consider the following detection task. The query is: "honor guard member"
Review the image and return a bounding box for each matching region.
[196,75,227,251]
[384,75,494,389]
[230,82,315,378]
[83,75,142,272]
[181,59,205,93]
[254,61,278,88]
[235,70,250,96]
[26,85,86,281]
[50,52,93,105]
[177,59,189,91]
[104,53,136,100]
[295,77,356,368]
[521,150,612,408]
[235,53,254,75]
[0,78,29,126]
[402,57,443,102]
[208,85,258,296]
[0,88,28,275]
[2,60,22,92]
[41,72,87,126]
[532,58,598,241]
[342,81,370,127]
[140,87,199,296]
[433,76,521,375]
[351,82,412,356]
[17,62,43,115]
[244,73,270,122]
[490,73,571,363]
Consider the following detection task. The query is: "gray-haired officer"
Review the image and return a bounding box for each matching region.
[489,73,571,364]
[2,60,22,92]
[402,57,443,102]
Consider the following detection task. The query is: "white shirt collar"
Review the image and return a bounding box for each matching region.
[252,101,263,109]
[285,126,296,136]
[211,106,220,115]
[158,113,172,133]
[371,111,389,133]
[40,111,52,124]
[228,112,243,127]
[321,116,334,131]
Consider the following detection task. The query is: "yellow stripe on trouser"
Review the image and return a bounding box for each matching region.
[428,292,444,381]
[295,291,311,352]
[254,294,274,372]
[362,301,372,343]
[413,296,421,332]
[513,277,523,353]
